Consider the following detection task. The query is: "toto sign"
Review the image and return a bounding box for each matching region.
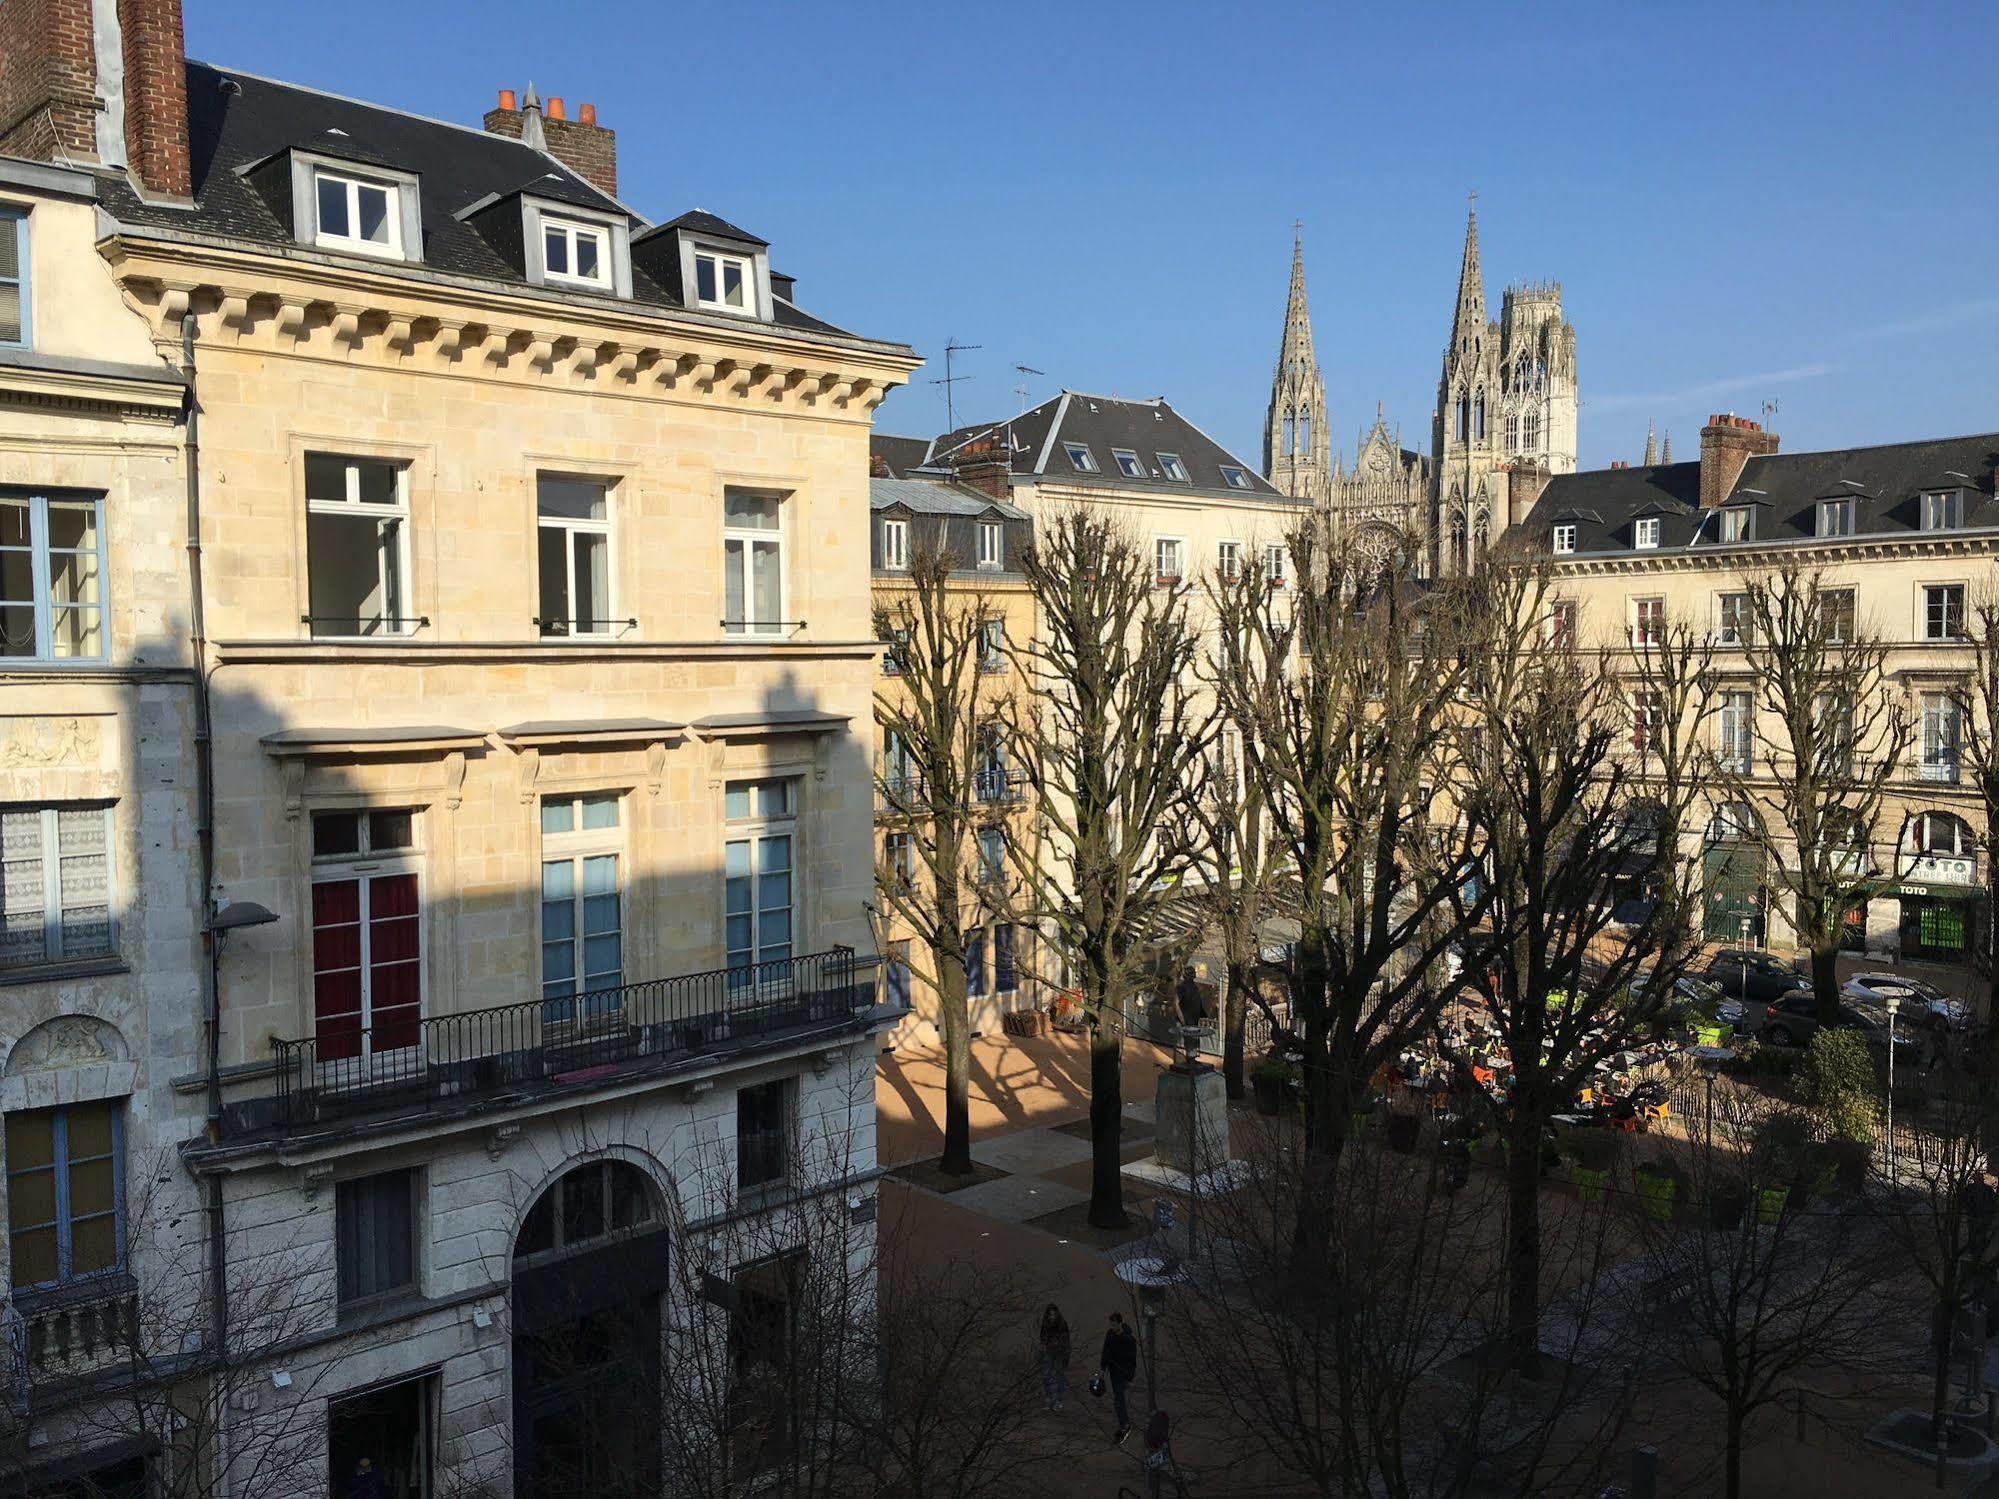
[1905,853,1977,887]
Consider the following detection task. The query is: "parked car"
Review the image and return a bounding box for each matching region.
[1757,990,1922,1059]
[1627,967,1746,1030]
[1839,973,1972,1032]
[1701,950,1811,1005]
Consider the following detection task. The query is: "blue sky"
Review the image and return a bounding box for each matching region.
[188,1,1999,470]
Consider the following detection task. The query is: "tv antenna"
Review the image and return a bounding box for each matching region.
[930,339,982,431]
[1013,363,1044,413]
[1760,398,1780,427]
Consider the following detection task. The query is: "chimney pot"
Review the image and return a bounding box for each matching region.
[497,88,517,111]
[546,96,566,121]
[579,102,597,125]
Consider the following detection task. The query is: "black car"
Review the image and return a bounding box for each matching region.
[1701,950,1811,1005]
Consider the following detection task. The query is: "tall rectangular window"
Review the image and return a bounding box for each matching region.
[1631,597,1664,647]
[1547,600,1576,646]
[0,209,24,348]
[1551,523,1577,555]
[536,475,613,637]
[1633,516,1660,550]
[2,492,106,661]
[1821,587,1856,643]
[1631,688,1663,754]
[1218,541,1243,581]
[980,618,1005,673]
[305,454,411,637]
[1716,591,1751,646]
[975,723,1008,802]
[723,490,785,635]
[1718,690,1754,772]
[977,521,1003,570]
[5,1102,122,1291]
[1815,692,1854,776]
[1264,545,1287,585]
[1155,538,1184,580]
[335,1169,415,1307]
[0,804,114,968]
[1921,694,1964,784]
[881,518,908,571]
[1719,506,1752,543]
[1818,499,1853,538]
[883,831,914,893]
[737,1078,792,1190]
[993,924,1017,994]
[540,793,623,1025]
[310,809,421,1064]
[976,826,1005,885]
[725,779,795,976]
[966,926,986,997]
[1924,584,1966,641]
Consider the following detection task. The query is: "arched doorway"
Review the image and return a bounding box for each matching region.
[512,1160,669,1498]
[1899,811,1980,961]
[1703,803,1766,947]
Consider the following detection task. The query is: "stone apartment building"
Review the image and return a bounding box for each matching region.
[1517,414,1997,967]
[865,457,1037,1041]
[0,3,917,1496]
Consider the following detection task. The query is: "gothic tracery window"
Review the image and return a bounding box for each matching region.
[1298,412,1312,455]
[1282,414,1295,456]
[1473,393,1485,441]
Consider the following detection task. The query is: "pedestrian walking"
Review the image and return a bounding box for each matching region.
[1100,1310,1140,1443]
[1038,1303,1072,1411]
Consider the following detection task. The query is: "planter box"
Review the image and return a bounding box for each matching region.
[1757,1186,1789,1225]
[1635,1172,1678,1222]
[1002,1009,1051,1038]
[1573,1166,1610,1204]
[1691,1023,1734,1049]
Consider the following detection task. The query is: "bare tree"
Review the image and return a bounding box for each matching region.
[874,546,1014,1176]
[1209,515,1486,1181]
[1716,563,1916,1022]
[1014,507,1213,1229]
[1449,554,1707,1376]
[1957,595,1999,1076]
[1629,1074,1908,1499]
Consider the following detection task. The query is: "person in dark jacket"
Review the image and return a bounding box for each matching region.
[1100,1310,1140,1442]
[1038,1303,1072,1411]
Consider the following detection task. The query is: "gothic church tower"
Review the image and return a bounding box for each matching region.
[1263,232,1331,503]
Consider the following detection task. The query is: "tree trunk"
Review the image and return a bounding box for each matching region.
[1223,957,1251,1101]
[1506,1116,1543,1379]
[937,950,973,1176]
[1932,1297,1956,1479]
[1810,939,1843,1028]
[1087,1019,1128,1229]
[1724,1407,1744,1499]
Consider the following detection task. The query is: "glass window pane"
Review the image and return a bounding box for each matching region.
[724,537,744,627]
[561,1168,605,1245]
[576,232,600,280]
[610,1167,648,1229]
[307,510,388,635]
[357,185,390,244]
[723,491,779,530]
[541,799,575,836]
[0,282,16,346]
[537,477,607,522]
[10,1224,56,1287]
[583,931,620,979]
[722,258,746,306]
[66,1103,114,1160]
[5,1111,54,1172]
[9,1168,55,1231]
[541,859,576,908]
[353,460,399,507]
[44,501,97,556]
[70,1213,117,1277]
[544,227,569,275]
[751,539,781,625]
[725,786,751,822]
[696,255,717,303]
[580,795,618,830]
[304,454,349,504]
[537,526,569,633]
[573,530,606,630]
[317,175,350,238]
[582,854,619,901]
[68,1157,114,1216]
[313,812,362,858]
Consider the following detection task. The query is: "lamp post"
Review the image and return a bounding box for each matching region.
[1114,1254,1186,1498]
[1885,994,1901,1188]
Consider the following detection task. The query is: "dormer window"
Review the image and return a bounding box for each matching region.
[694,249,754,314]
[541,218,611,289]
[1921,489,1965,532]
[1063,443,1099,474]
[1719,506,1752,543]
[1633,517,1660,550]
[881,518,908,571]
[1112,449,1146,479]
[314,169,402,258]
[1219,466,1251,491]
[1157,453,1188,482]
[1551,523,1577,555]
[1818,498,1854,538]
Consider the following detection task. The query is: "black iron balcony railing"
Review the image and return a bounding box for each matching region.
[876,773,925,814]
[974,767,1031,805]
[266,947,863,1135]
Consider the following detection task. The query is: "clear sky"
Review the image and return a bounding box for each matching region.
[187,0,1999,471]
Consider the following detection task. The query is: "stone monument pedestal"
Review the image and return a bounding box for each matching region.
[1153,1060,1228,1179]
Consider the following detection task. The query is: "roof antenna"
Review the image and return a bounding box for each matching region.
[1761,398,1780,428]
[930,338,981,432]
[1012,363,1044,414]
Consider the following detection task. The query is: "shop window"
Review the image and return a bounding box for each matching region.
[328,1375,436,1499]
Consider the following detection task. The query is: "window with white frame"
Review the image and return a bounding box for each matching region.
[310,808,421,1065]
[1913,810,1974,857]
[1633,516,1660,550]
[1111,448,1146,479]
[980,618,1005,673]
[312,168,402,258]
[1551,523,1577,555]
[540,793,623,1026]
[304,454,412,637]
[883,830,914,893]
[1157,452,1188,482]
[977,520,1003,570]
[1717,690,1754,772]
[541,217,611,288]
[1630,596,1664,647]
[1631,688,1663,754]
[0,804,113,967]
[1821,587,1856,643]
[976,825,1005,886]
[1924,583,1966,641]
[1547,599,1577,646]
[1717,591,1751,646]
[881,518,908,571]
[2,491,105,661]
[1063,442,1098,474]
[536,475,614,637]
[1718,506,1752,543]
[1818,498,1853,538]
[1921,489,1965,532]
[5,1101,123,1291]
[0,209,25,348]
[693,248,755,313]
[723,489,786,635]
[1217,541,1243,582]
[1264,544,1287,585]
[1920,694,1964,784]
[725,779,795,976]
[1219,465,1251,491]
[1155,537,1185,581]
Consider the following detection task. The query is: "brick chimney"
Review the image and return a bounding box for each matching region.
[1697,412,1780,509]
[484,85,618,197]
[0,0,190,196]
[945,433,1013,502]
[1506,459,1552,527]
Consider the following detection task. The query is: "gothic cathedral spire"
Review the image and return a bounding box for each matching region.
[1263,227,1331,504]
[1449,200,1486,350]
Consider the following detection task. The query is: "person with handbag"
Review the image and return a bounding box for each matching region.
[1098,1310,1140,1443]
[1038,1304,1072,1411]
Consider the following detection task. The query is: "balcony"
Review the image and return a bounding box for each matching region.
[2,1280,139,1403]
[242,948,872,1141]
[877,773,925,816]
[973,767,1031,806]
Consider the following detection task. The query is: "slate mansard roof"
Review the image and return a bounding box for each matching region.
[869,477,1029,521]
[98,62,878,343]
[880,392,1291,503]
[1526,431,1999,555]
